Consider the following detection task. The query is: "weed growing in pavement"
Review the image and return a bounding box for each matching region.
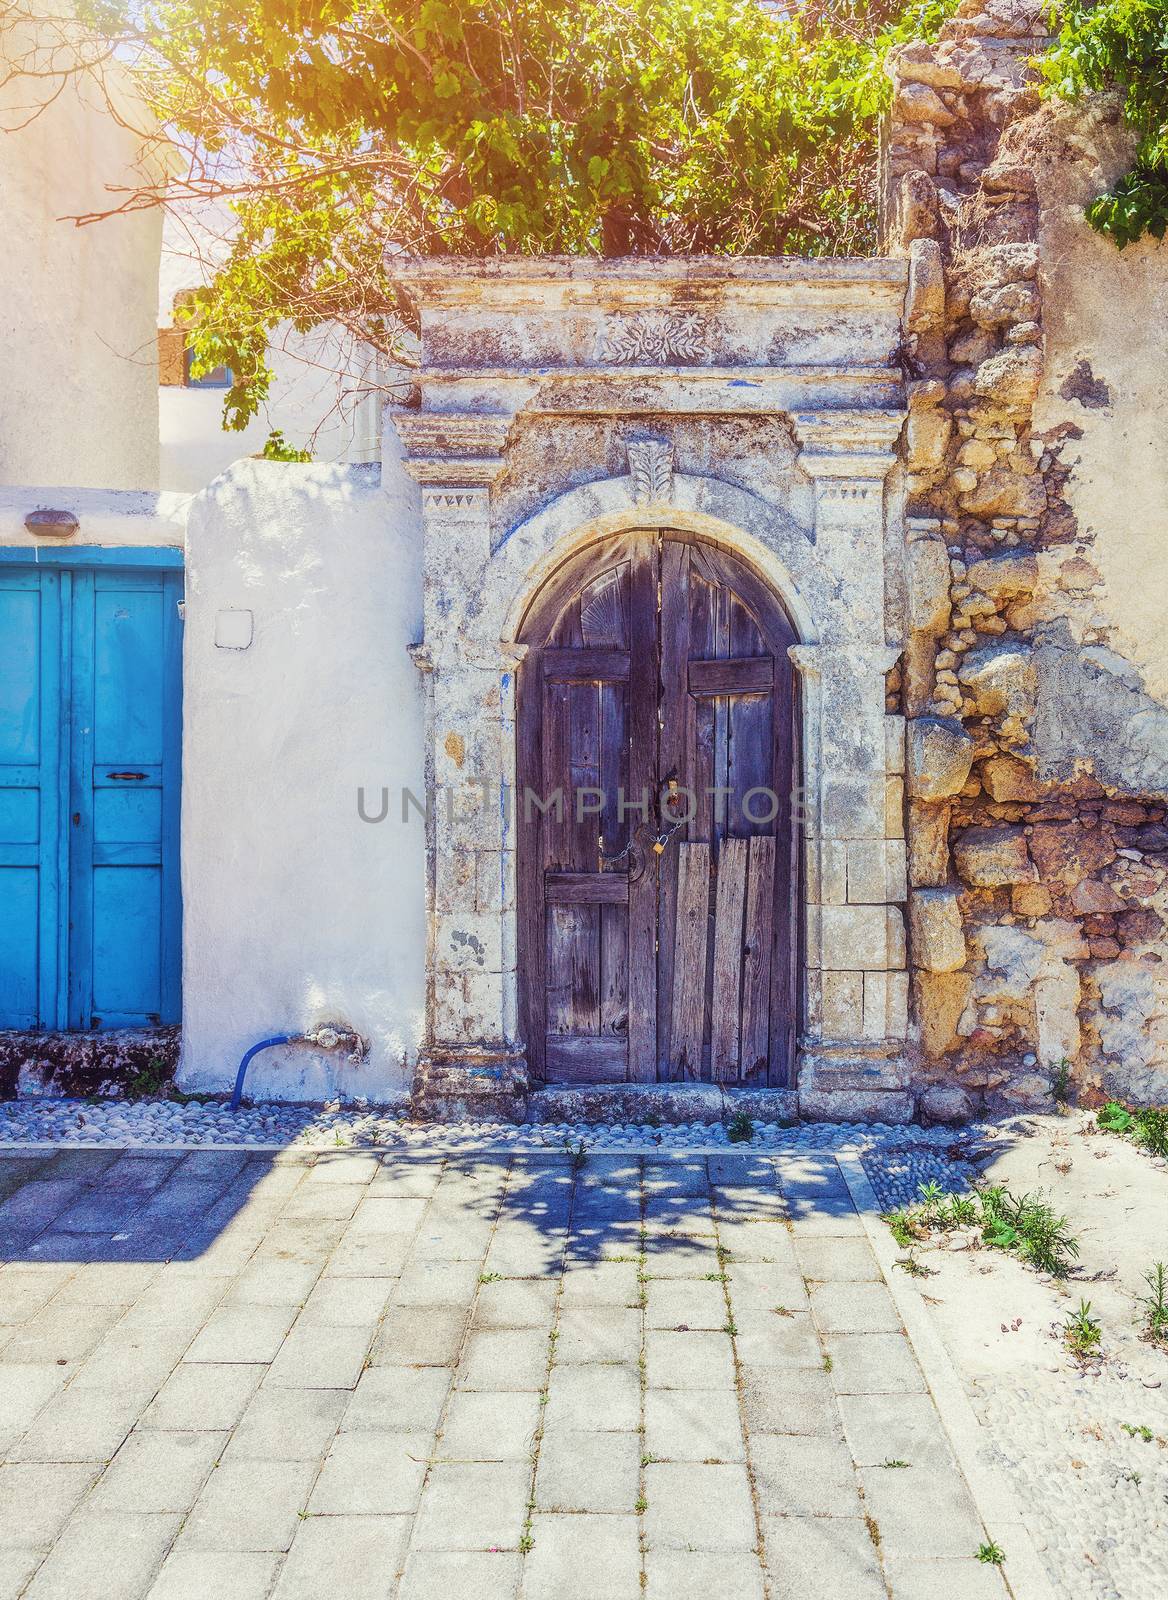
[1063,1299,1103,1361]
[479,1272,504,1284]
[726,1109,755,1143]
[1097,1100,1168,1158]
[894,1254,935,1279]
[1120,1422,1157,1443]
[881,1459,910,1469]
[562,1136,589,1170]
[1138,1261,1168,1345]
[882,1182,1079,1278]
[977,1542,1006,1565]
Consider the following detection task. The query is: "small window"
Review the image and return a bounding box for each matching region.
[184,347,233,389]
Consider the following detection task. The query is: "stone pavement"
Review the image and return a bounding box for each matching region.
[0,1147,1008,1599]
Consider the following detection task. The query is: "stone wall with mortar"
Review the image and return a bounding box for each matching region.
[886,0,1168,1118]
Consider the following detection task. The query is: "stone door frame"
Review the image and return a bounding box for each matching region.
[397,423,910,1110]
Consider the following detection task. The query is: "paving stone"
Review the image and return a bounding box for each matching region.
[762,1514,886,1600]
[398,1550,521,1599]
[223,1259,322,1307]
[370,1306,465,1367]
[369,1157,445,1198]
[283,1184,367,1223]
[457,1328,548,1391]
[643,1462,756,1551]
[0,1364,67,1438]
[794,1237,882,1282]
[481,1228,566,1278]
[641,1238,720,1278]
[535,1429,640,1512]
[410,1461,529,1550]
[225,1386,347,1461]
[882,1556,1009,1598]
[809,1281,902,1335]
[559,1263,639,1306]
[308,1433,429,1515]
[389,1260,478,1306]
[739,1376,843,1439]
[265,1323,373,1389]
[644,1280,726,1331]
[298,1275,392,1327]
[2,1301,125,1365]
[0,1549,41,1600]
[435,1391,541,1460]
[544,1364,640,1432]
[522,1513,641,1600]
[555,1307,640,1363]
[858,1465,984,1558]
[184,1306,296,1365]
[472,1278,558,1329]
[69,1324,193,1393]
[90,1431,227,1515]
[408,1217,495,1263]
[644,1549,766,1600]
[141,1362,265,1432]
[302,1154,380,1186]
[272,1515,410,1600]
[53,1262,159,1306]
[22,1512,181,1600]
[750,1433,860,1518]
[322,1233,411,1278]
[645,1330,735,1390]
[643,1388,745,1462]
[723,1265,809,1316]
[717,1221,798,1264]
[176,1458,317,1552]
[732,1310,822,1368]
[341,1368,451,1435]
[346,1198,429,1236]
[147,1549,282,1600]
[10,1385,150,1463]
[823,1333,926,1395]
[0,1463,100,1550]
[836,1393,957,1469]
[0,1271,65,1324]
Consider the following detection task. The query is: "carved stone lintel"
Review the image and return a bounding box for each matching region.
[627,438,675,506]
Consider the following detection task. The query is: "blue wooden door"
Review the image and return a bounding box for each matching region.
[0,559,182,1031]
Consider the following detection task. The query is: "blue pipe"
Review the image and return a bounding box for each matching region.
[231,1035,294,1111]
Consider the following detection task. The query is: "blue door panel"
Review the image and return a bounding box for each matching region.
[0,870,39,1027]
[0,570,62,1028]
[0,557,181,1032]
[92,867,163,1022]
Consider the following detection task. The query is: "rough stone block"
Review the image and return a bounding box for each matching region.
[906,717,974,801]
[915,971,973,1058]
[907,800,950,886]
[953,824,1036,886]
[909,888,966,973]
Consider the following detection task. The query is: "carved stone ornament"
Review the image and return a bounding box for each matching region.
[627,439,675,506]
[602,310,708,365]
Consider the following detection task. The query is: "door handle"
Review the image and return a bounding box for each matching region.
[107,771,147,781]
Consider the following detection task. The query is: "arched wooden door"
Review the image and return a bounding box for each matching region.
[517,531,799,1086]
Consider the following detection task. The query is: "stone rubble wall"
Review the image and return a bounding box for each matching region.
[887,0,1168,1119]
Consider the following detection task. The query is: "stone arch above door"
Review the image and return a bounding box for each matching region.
[393,257,912,1121]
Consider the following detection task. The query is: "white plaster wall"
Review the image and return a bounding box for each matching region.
[0,488,187,550]
[1034,107,1168,711]
[178,450,426,1100]
[159,326,383,493]
[0,59,160,490]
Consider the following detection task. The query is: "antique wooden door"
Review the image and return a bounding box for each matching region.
[517,532,798,1086]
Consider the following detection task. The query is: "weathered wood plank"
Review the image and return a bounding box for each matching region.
[546,872,629,905]
[656,537,690,1075]
[710,836,748,1081]
[599,903,629,1042]
[688,656,774,696]
[668,841,710,1080]
[626,533,658,1081]
[545,1033,628,1082]
[542,647,630,682]
[741,835,776,1081]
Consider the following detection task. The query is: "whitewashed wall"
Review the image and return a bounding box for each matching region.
[178,449,426,1100]
[0,57,161,491]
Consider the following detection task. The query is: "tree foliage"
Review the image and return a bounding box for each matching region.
[1043,0,1168,247]
[4,0,955,425]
